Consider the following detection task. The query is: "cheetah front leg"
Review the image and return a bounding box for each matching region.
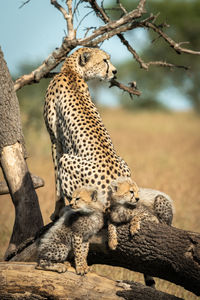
[108,222,118,250]
[51,142,66,221]
[72,234,89,275]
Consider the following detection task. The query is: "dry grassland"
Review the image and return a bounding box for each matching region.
[0,109,200,299]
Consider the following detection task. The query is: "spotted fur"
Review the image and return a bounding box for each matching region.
[44,47,131,220]
[36,187,105,275]
[107,177,174,288]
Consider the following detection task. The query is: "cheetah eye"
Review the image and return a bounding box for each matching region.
[130,190,134,195]
[103,59,107,63]
[76,197,80,201]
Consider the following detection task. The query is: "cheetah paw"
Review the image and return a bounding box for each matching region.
[76,264,89,276]
[130,219,140,236]
[53,263,68,273]
[108,238,118,250]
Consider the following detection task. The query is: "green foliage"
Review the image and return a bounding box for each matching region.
[116,0,200,112]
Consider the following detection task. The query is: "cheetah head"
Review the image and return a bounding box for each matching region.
[70,187,106,213]
[109,177,140,206]
[61,47,117,81]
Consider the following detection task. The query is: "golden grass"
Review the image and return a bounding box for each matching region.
[0,108,200,299]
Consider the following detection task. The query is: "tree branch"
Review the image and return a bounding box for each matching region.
[14,0,199,94]
[8,220,200,296]
[13,0,147,91]
[0,174,44,195]
[145,21,200,55]
[109,79,141,97]
[0,262,183,300]
[86,0,191,71]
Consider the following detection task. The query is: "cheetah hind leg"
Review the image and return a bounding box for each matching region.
[50,142,66,221]
[154,194,173,225]
[36,260,71,273]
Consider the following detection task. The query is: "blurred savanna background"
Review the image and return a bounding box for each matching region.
[0,0,200,299]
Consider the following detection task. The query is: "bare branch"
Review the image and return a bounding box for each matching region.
[146,61,189,70]
[19,0,31,9]
[66,0,76,40]
[14,2,147,91]
[109,79,141,97]
[51,0,69,21]
[116,0,128,15]
[85,0,198,71]
[14,0,199,91]
[145,21,200,55]
[50,0,76,40]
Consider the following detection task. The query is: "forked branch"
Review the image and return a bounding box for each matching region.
[14,0,200,96]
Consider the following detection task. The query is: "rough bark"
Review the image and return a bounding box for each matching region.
[0,47,44,259]
[0,174,44,195]
[0,262,183,300]
[7,221,200,296]
[0,47,25,155]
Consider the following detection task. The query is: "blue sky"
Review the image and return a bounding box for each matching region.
[0,0,192,110]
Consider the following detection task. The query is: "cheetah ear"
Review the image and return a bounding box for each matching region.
[110,181,118,193]
[79,52,91,66]
[91,190,98,202]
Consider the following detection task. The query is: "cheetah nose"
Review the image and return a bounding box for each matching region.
[112,69,117,75]
[135,197,139,202]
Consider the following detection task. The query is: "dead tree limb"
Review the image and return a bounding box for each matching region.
[0,47,44,259]
[0,262,183,300]
[13,0,200,94]
[0,174,44,195]
[8,220,200,296]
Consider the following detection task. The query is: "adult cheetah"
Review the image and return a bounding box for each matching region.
[44,47,131,220]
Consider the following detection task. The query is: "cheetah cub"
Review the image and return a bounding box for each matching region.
[36,187,105,275]
[107,177,174,251]
[107,177,174,289]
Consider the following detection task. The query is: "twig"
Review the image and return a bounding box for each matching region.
[145,21,200,55]
[13,1,147,91]
[19,0,31,9]
[14,0,199,91]
[51,0,76,40]
[116,0,128,15]
[51,0,69,21]
[109,79,141,97]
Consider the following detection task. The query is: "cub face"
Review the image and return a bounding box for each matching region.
[110,177,140,206]
[70,187,105,212]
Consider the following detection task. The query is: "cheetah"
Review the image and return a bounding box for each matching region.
[107,177,174,249]
[107,176,174,288]
[44,47,131,220]
[36,186,105,275]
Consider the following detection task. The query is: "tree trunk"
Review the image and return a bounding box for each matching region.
[7,220,200,296]
[0,262,183,300]
[0,47,44,259]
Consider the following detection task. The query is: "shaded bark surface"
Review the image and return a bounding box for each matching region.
[0,262,183,300]
[0,48,25,155]
[0,47,44,259]
[8,220,200,296]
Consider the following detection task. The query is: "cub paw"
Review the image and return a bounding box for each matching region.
[130,217,140,236]
[108,237,118,250]
[55,263,68,273]
[76,264,89,276]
